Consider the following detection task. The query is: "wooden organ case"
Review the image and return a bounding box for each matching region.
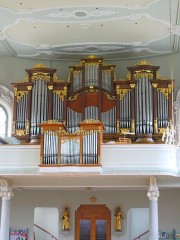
[115,60,173,143]
[12,64,68,143]
[12,57,174,145]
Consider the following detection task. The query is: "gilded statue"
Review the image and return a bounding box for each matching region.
[114,207,123,231]
[62,207,70,231]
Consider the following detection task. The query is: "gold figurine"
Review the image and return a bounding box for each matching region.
[114,207,123,232]
[62,207,70,231]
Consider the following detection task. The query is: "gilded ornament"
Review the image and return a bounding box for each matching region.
[126,72,131,81]
[116,120,120,133]
[41,120,62,125]
[48,85,53,90]
[116,85,130,100]
[152,83,158,88]
[158,128,167,134]
[133,71,153,80]
[24,75,29,82]
[89,86,95,93]
[68,92,81,101]
[15,91,28,102]
[136,60,152,66]
[130,84,136,88]
[16,129,26,136]
[54,87,67,100]
[131,119,135,132]
[121,128,130,134]
[26,120,30,135]
[157,88,169,99]
[168,84,172,93]
[32,63,47,68]
[27,86,32,90]
[32,73,50,82]
[154,119,158,134]
[106,93,116,100]
[88,55,96,59]
[73,70,81,78]
[82,119,101,124]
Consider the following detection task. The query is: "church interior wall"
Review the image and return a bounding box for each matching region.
[1,188,179,240]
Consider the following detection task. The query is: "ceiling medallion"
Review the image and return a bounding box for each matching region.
[47,9,115,20]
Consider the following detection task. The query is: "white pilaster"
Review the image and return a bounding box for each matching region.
[147,176,159,240]
[0,185,14,240]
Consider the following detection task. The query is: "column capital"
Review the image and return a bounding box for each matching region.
[147,176,159,200]
[0,186,14,200]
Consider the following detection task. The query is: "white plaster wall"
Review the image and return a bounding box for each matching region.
[0,188,179,240]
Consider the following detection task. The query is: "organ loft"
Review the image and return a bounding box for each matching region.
[11,55,174,165]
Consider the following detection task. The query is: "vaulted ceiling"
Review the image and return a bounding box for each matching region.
[0,0,179,61]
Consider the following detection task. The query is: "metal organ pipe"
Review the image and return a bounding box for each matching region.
[85,106,98,120]
[119,91,130,130]
[135,77,153,134]
[102,107,116,133]
[30,80,48,136]
[53,92,64,121]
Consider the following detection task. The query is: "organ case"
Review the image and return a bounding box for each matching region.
[11,57,174,145]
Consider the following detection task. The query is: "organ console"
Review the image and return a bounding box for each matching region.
[11,55,174,165]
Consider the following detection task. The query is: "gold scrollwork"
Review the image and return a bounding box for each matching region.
[33,63,47,68]
[26,120,30,135]
[82,119,101,124]
[152,83,158,88]
[131,119,135,132]
[48,85,53,90]
[24,75,29,82]
[15,90,28,102]
[73,70,81,78]
[27,86,32,90]
[41,120,62,125]
[32,73,50,82]
[158,128,167,134]
[154,119,158,134]
[136,60,152,66]
[54,87,67,100]
[41,129,59,136]
[126,72,131,81]
[133,71,153,80]
[168,84,172,93]
[121,128,130,134]
[116,85,130,100]
[85,61,99,67]
[106,93,116,100]
[68,92,81,101]
[130,84,136,88]
[157,88,169,99]
[116,120,120,133]
[16,129,26,136]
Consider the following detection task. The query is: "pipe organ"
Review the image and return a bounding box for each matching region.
[12,64,68,143]
[12,56,174,149]
[40,120,104,166]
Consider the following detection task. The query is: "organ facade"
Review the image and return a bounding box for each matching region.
[12,55,173,146]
